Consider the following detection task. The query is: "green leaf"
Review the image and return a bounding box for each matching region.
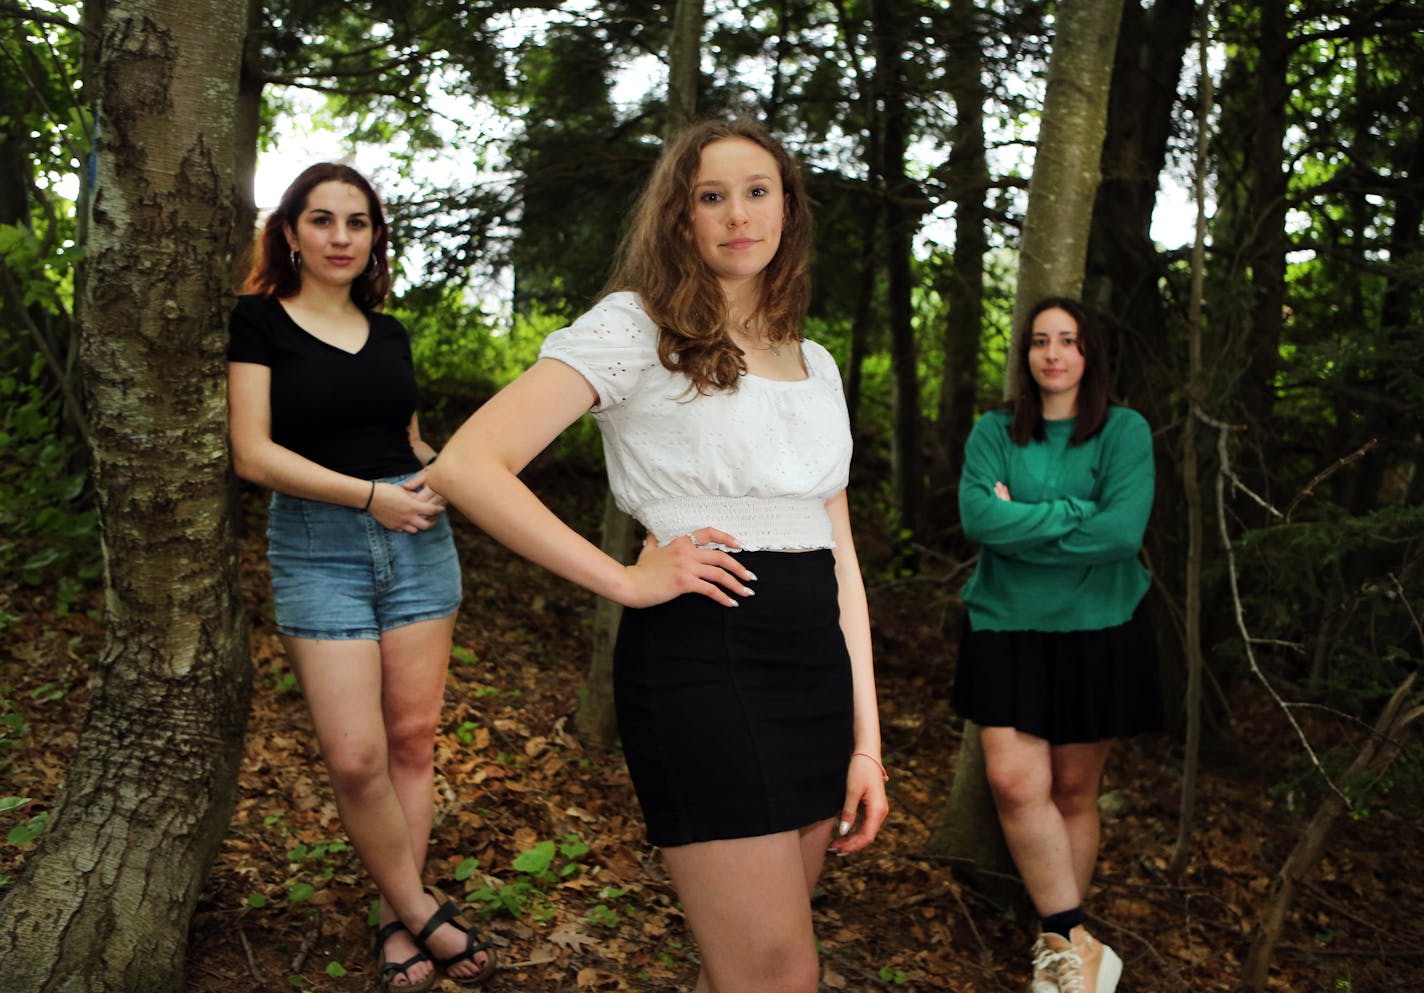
[325,961,348,978]
[454,856,480,881]
[0,796,30,813]
[7,812,49,845]
[247,893,267,909]
[289,881,316,903]
[511,839,556,875]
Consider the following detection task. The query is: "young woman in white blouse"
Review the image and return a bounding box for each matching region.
[429,119,888,992]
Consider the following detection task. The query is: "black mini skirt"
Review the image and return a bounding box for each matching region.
[951,600,1163,745]
[614,549,855,847]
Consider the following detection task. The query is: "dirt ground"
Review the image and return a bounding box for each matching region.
[3,467,1421,992]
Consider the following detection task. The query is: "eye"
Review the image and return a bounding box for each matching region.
[698,191,723,203]
[349,218,368,229]
[749,185,769,198]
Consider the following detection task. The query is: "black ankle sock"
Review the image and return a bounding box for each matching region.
[1041,908,1085,941]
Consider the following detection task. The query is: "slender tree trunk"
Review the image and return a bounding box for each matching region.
[576,0,704,749]
[1169,0,1214,876]
[871,0,922,549]
[0,3,251,991]
[927,0,989,543]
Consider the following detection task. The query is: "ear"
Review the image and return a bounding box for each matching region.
[282,223,298,250]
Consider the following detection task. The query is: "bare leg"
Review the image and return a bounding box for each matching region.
[980,727,1080,916]
[666,822,834,993]
[1049,741,1112,899]
[288,624,486,982]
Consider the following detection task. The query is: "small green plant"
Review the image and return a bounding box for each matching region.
[451,645,477,665]
[466,833,592,921]
[879,965,909,985]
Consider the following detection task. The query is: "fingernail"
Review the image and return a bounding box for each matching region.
[727,598,739,607]
[742,587,755,596]
[839,820,850,836]
[745,571,758,581]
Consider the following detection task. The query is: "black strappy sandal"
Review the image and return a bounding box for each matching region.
[373,920,436,993]
[414,885,498,987]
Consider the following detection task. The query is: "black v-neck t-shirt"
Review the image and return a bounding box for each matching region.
[227,294,423,479]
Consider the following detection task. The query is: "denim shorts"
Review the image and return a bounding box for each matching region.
[266,473,462,640]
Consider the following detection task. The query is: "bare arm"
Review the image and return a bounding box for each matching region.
[824,489,889,854]
[226,361,441,533]
[425,358,754,608]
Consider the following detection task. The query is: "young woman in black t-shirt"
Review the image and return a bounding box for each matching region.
[228,164,493,991]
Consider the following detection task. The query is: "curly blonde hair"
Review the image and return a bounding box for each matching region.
[601,119,813,395]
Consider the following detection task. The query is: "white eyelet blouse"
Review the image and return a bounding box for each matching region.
[538,292,853,551]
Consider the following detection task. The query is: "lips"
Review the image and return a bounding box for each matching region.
[722,238,760,250]
[326,256,355,265]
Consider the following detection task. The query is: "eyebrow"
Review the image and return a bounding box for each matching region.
[693,173,775,189]
[306,207,370,218]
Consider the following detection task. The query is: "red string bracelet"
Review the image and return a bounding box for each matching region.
[851,751,889,783]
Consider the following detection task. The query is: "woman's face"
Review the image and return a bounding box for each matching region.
[1027,306,1085,410]
[284,180,377,292]
[689,138,785,297]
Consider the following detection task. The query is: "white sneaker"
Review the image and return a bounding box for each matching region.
[1042,926,1122,993]
[1028,935,1062,993]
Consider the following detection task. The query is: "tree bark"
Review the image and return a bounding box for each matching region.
[1010,0,1127,369]
[870,0,923,550]
[935,0,1125,891]
[0,3,251,991]
[927,0,989,544]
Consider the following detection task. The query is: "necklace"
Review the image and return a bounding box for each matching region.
[733,320,781,356]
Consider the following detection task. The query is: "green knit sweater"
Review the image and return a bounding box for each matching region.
[958,406,1154,632]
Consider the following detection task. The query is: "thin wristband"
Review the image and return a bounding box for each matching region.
[362,480,376,512]
[851,751,889,783]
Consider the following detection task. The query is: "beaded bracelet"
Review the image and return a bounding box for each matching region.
[362,480,376,512]
[851,751,889,783]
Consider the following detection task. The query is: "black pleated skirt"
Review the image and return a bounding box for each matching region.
[614,549,854,847]
[951,600,1163,745]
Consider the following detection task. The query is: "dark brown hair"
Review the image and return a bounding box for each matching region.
[601,118,813,395]
[1008,296,1111,446]
[242,163,391,310]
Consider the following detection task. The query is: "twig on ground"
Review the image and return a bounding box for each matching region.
[237,927,265,986]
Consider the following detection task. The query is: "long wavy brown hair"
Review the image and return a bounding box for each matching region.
[601,119,813,395]
[1008,296,1112,446]
[243,163,392,310]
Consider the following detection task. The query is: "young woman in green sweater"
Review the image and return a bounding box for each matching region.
[953,297,1161,993]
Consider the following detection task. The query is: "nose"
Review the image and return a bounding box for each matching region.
[332,223,352,245]
[727,199,749,226]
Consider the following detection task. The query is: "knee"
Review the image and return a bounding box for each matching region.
[385,710,439,768]
[1050,776,1099,818]
[754,945,820,993]
[323,740,388,799]
[986,762,1049,814]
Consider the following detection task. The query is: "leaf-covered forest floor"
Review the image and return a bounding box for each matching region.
[3,460,1421,993]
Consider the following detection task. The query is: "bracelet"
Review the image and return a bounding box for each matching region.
[362,480,376,512]
[851,751,889,783]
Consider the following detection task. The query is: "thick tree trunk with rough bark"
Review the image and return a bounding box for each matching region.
[1010,0,1127,362]
[0,3,251,991]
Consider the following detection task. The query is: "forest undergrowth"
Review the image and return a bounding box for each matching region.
[2,463,1420,993]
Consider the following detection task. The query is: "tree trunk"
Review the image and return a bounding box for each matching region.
[1169,0,1214,876]
[0,3,251,991]
[934,0,1125,890]
[1082,0,1194,417]
[576,0,704,750]
[870,0,922,551]
[927,0,989,544]
[1010,0,1127,366]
